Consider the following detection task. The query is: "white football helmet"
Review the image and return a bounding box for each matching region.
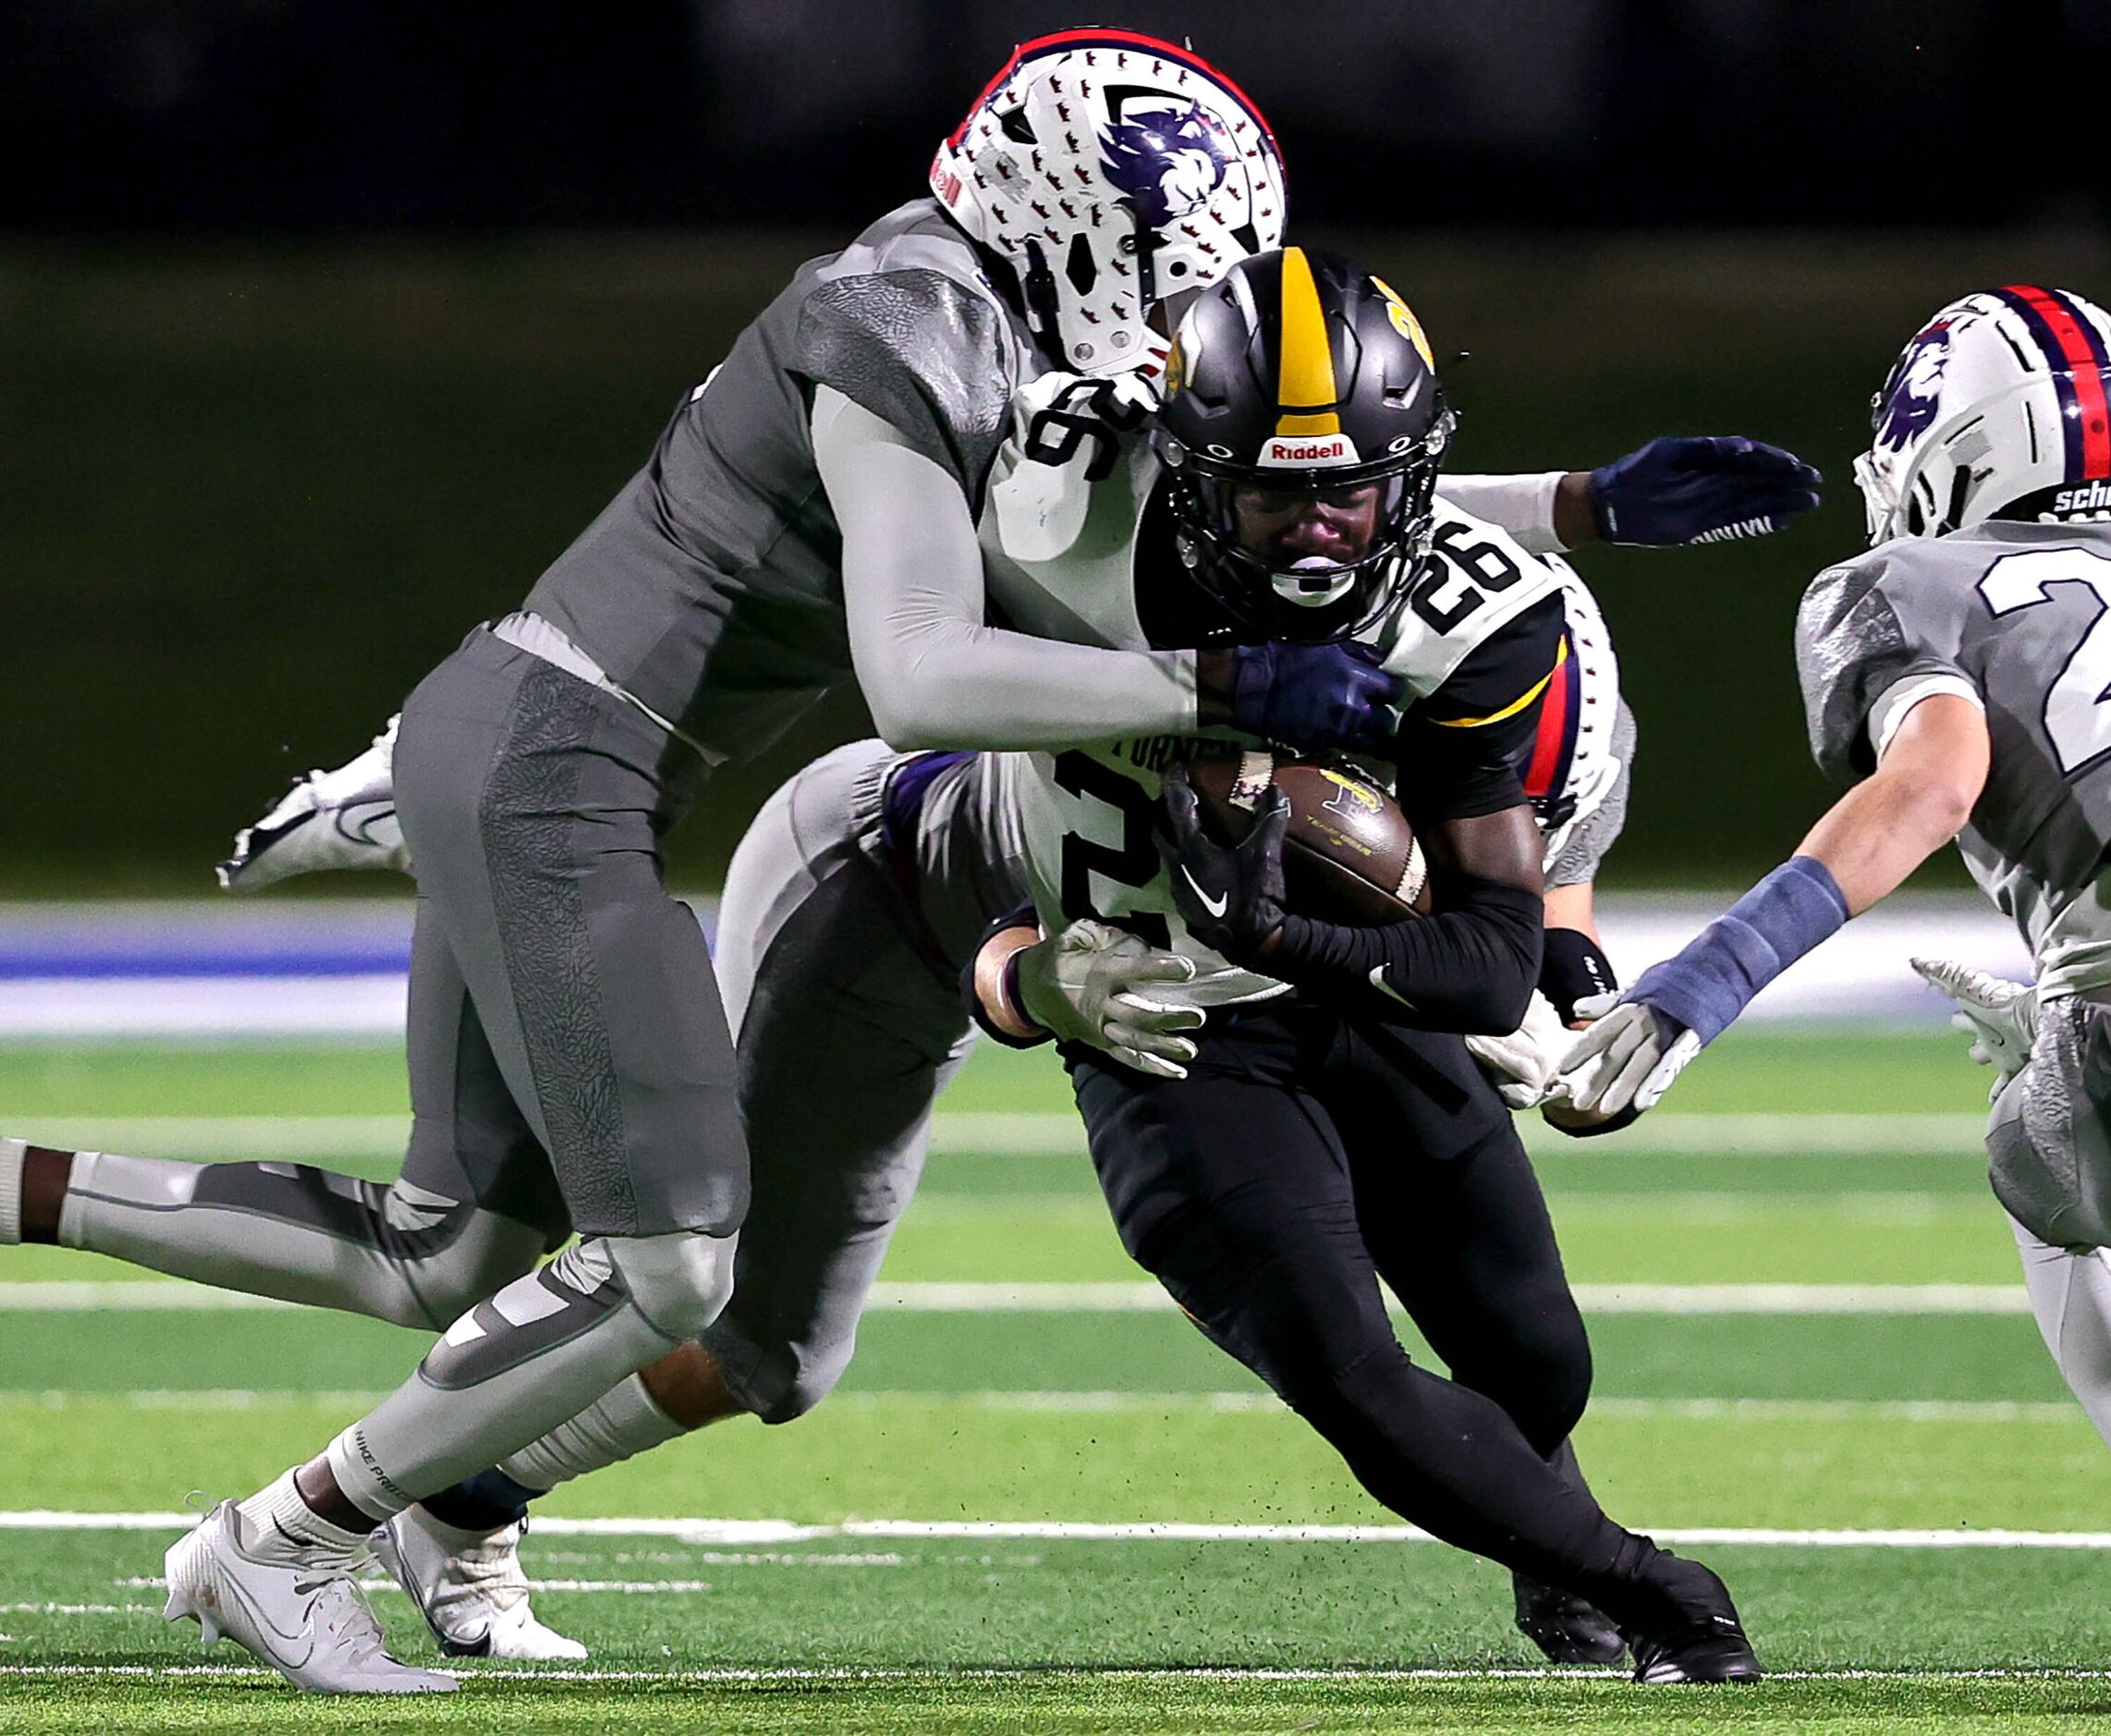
[930,29,1286,377]
[1855,285,2111,544]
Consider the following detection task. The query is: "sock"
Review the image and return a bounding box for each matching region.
[420,1468,547,1535]
[496,1374,687,1492]
[0,1138,23,1245]
[236,1467,371,1568]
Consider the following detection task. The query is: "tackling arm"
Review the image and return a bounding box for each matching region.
[818,390,1397,755]
[1553,693,1988,1128]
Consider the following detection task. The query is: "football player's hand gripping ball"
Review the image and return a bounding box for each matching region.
[1912,956,2038,1100]
[1544,994,1703,1134]
[1158,765,1289,965]
[1590,435,1823,546]
[1013,920,1206,1080]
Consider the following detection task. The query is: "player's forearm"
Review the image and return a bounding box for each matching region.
[1268,872,1544,1033]
[1794,693,1988,915]
[1440,472,1572,555]
[1794,774,1975,916]
[860,610,1197,752]
[820,386,1199,751]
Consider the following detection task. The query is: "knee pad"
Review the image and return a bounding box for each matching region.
[1990,1004,2111,1251]
[605,1229,738,1342]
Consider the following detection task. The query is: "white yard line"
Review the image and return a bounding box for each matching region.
[0,1278,2037,1314]
[9,1510,2111,1548]
[0,1661,2108,1683]
[8,1110,1991,1161]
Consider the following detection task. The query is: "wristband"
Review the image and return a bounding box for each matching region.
[959,906,1053,1050]
[1630,856,1848,1045]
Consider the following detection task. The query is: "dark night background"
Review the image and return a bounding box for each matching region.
[6,0,2109,891]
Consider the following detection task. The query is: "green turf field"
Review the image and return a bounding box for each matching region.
[7,1027,2111,1733]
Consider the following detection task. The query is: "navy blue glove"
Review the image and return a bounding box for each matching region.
[1590,435,1822,546]
[1206,641,1401,756]
[1156,766,1288,964]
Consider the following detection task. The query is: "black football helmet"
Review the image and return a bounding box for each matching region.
[1154,246,1452,642]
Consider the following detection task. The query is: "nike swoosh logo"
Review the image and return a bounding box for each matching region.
[1180,865,1229,921]
[1368,967,1414,1009]
[333,801,398,847]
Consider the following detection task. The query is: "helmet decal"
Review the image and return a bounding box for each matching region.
[1873,320,1952,453]
[933,31,1286,374]
[1991,284,2111,481]
[1275,246,1342,437]
[1099,97,1232,227]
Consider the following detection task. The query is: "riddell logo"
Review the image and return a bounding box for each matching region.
[1262,434,1359,467]
[2053,479,2111,515]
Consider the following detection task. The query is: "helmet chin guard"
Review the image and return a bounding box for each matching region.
[931,30,1286,377]
[1858,285,2111,544]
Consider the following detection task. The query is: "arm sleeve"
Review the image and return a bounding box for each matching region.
[1439,473,1568,555]
[815,387,1202,752]
[1266,872,1544,1034]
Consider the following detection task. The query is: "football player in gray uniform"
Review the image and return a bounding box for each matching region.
[1551,286,2111,1462]
[6,31,1405,1694]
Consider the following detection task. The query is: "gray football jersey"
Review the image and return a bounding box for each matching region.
[1798,521,2111,993]
[523,200,1043,766]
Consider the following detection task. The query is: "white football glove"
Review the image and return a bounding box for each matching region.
[1466,990,1572,1110]
[1014,919,1205,1080]
[1544,994,1703,1135]
[1911,956,2037,1100]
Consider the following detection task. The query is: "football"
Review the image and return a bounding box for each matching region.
[1185,750,1431,926]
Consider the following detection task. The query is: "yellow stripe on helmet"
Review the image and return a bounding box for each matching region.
[1274,246,1341,438]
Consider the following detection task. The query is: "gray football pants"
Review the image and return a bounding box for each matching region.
[61,728,967,1433]
[702,740,978,1422]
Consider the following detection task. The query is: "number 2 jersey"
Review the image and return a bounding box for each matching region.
[977,377,1620,1007]
[1798,520,2111,995]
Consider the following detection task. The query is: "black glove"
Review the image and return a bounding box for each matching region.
[1156,765,1288,964]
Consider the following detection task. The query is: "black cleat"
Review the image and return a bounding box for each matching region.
[1621,1552,1763,1684]
[1513,1571,1627,1666]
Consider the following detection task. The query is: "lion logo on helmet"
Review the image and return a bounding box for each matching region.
[1873,319,1954,452]
[1100,98,1231,227]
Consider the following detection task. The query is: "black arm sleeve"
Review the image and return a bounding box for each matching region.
[1264,870,1544,1035]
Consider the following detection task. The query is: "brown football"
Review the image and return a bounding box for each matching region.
[1184,751,1431,926]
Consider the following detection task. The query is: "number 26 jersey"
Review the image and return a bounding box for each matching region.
[978,375,1571,1007]
[1799,521,2111,994]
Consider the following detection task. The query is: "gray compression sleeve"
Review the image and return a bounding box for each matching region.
[1440,473,1568,555]
[815,386,1200,751]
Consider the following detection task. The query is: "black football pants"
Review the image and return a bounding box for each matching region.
[1070,1001,1643,1596]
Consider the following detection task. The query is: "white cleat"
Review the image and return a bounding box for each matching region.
[163,1499,456,1694]
[373,1506,587,1661]
[217,715,409,891]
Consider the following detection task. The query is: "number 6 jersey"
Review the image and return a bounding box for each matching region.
[1799,521,2111,994]
[978,373,1592,1007]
